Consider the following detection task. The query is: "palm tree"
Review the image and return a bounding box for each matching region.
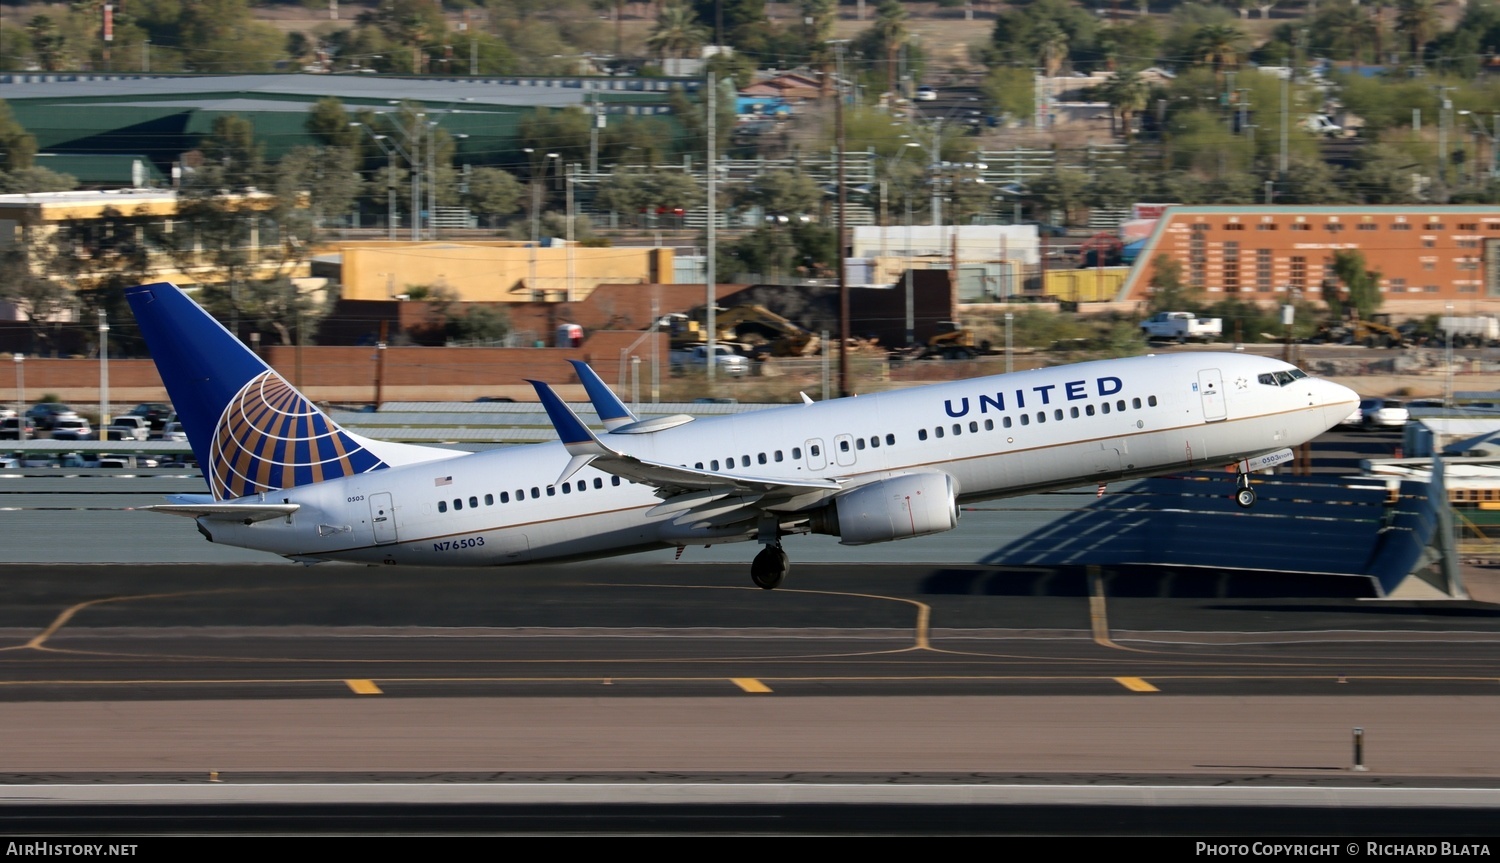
[1193,23,1246,82]
[1037,24,1070,78]
[873,0,908,99]
[647,2,710,61]
[1395,0,1438,66]
[1102,70,1152,141]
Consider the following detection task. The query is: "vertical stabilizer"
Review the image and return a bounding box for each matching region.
[126,283,450,500]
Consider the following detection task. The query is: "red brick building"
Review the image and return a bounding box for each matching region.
[1119,206,1500,311]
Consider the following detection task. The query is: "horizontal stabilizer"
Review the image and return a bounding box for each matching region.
[146,503,300,524]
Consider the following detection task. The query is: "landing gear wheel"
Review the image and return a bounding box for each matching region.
[750,545,789,590]
[1235,486,1257,508]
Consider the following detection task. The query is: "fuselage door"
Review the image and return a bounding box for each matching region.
[833,433,857,467]
[805,438,827,471]
[1197,369,1227,422]
[369,492,398,544]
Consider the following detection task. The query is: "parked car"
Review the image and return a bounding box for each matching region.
[105,415,150,441]
[26,402,78,430]
[915,86,937,101]
[127,402,174,433]
[1360,397,1410,428]
[98,454,160,469]
[160,421,188,442]
[48,417,94,441]
[0,417,36,439]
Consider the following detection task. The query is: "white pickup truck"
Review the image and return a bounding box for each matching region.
[670,344,751,377]
[1140,312,1223,343]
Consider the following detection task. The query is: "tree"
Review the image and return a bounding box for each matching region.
[595,168,701,224]
[1146,254,1201,314]
[0,101,38,171]
[647,2,710,61]
[736,169,822,219]
[980,67,1036,125]
[1026,168,1090,226]
[1328,249,1382,320]
[463,167,524,228]
[871,0,908,98]
[197,114,265,192]
[1193,22,1246,82]
[1099,69,1152,140]
[306,98,362,151]
[0,241,74,356]
[1395,0,1439,65]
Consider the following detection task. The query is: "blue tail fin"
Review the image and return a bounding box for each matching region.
[126,283,448,500]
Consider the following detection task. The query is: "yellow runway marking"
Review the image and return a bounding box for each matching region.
[1114,676,1160,692]
[345,679,383,695]
[731,678,772,693]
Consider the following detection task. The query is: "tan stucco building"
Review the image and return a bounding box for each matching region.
[334,241,675,303]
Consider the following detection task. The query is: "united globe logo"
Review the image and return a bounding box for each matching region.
[209,372,386,500]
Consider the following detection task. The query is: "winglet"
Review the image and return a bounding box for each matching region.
[527,380,623,488]
[568,360,639,430]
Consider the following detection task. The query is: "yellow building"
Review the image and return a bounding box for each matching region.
[0,188,302,291]
[334,241,675,303]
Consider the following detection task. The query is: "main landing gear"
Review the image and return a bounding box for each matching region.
[1234,471,1257,509]
[750,543,789,590]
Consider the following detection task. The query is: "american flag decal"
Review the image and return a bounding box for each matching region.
[435,476,453,486]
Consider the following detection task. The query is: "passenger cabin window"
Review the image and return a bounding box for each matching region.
[918,429,928,441]
[1020,415,1030,426]
[453,499,463,511]
[1148,396,1158,407]
[935,427,945,438]
[484,494,493,506]
[792,447,802,459]
[885,434,896,445]
[500,492,510,503]
[438,501,448,513]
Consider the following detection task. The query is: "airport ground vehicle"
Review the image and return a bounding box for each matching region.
[1140,312,1222,343]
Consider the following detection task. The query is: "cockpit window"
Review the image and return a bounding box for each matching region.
[1260,368,1311,387]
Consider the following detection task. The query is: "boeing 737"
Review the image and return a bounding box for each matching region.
[127,282,1359,588]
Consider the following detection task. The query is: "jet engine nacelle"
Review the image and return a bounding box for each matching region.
[808,471,958,545]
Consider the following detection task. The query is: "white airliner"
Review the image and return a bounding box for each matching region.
[127,282,1358,588]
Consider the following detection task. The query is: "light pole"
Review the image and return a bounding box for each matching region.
[98,309,109,430]
[12,354,24,442]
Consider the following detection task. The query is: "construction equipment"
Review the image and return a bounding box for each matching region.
[668,305,822,358]
[907,321,989,360]
[715,305,821,358]
[1310,316,1406,348]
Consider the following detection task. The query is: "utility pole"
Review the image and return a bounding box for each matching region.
[832,39,850,398]
[706,71,717,387]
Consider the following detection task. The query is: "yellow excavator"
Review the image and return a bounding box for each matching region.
[669,305,821,358]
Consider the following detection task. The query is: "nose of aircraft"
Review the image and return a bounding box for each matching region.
[1320,379,1360,429]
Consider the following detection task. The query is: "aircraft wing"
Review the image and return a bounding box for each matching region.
[527,380,841,500]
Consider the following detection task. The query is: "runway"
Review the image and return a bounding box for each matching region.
[4,428,1500,834]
